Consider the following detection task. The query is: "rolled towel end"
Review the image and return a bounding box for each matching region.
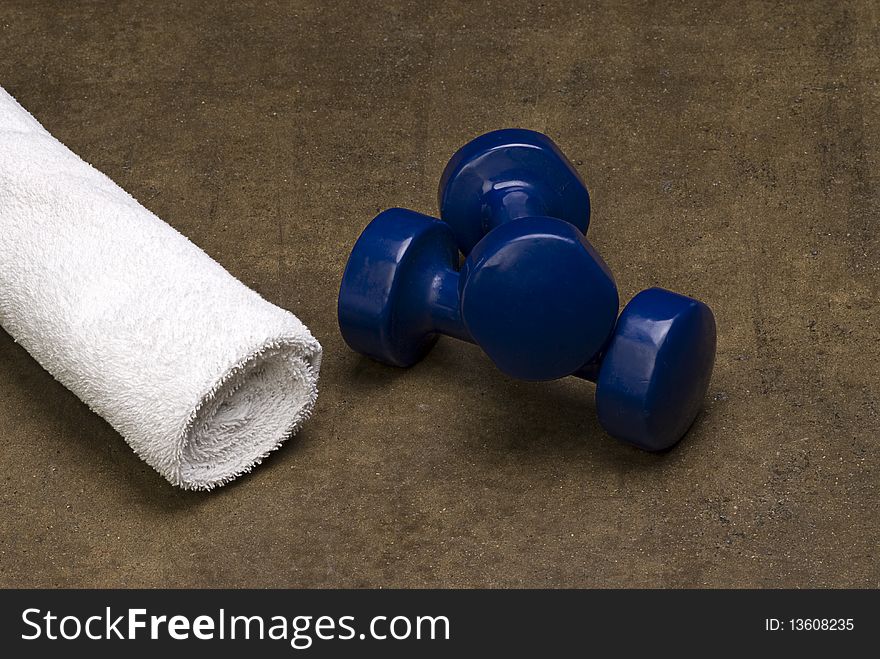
[170,336,322,491]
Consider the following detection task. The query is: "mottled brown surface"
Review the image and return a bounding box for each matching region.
[1,0,878,588]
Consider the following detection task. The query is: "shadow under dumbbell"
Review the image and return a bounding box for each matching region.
[342,339,690,473]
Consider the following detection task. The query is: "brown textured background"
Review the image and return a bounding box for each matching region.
[0,0,877,588]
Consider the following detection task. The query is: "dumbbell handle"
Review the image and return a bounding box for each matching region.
[426,267,472,343]
[483,185,548,232]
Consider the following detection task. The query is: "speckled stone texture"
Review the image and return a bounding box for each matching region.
[0,0,877,587]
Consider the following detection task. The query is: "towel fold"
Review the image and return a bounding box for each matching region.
[0,86,322,490]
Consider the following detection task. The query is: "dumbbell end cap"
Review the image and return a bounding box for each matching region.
[596,288,717,451]
[460,216,618,381]
[338,208,458,367]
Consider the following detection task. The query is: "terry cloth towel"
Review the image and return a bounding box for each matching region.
[0,86,322,490]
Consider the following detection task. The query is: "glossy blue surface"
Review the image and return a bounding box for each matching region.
[339,129,717,452]
[338,209,618,381]
[438,128,591,254]
[460,216,618,381]
[338,209,716,450]
[337,208,460,367]
[590,288,717,451]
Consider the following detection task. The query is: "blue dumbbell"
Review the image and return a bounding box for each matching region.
[338,208,716,451]
[436,127,619,377]
[339,128,716,450]
[342,129,613,380]
[339,207,618,381]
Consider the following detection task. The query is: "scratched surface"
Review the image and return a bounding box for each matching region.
[0,1,877,587]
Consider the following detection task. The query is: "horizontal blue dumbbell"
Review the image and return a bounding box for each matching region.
[338,208,716,451]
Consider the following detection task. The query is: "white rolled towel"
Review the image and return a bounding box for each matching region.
[0,86,322,490]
